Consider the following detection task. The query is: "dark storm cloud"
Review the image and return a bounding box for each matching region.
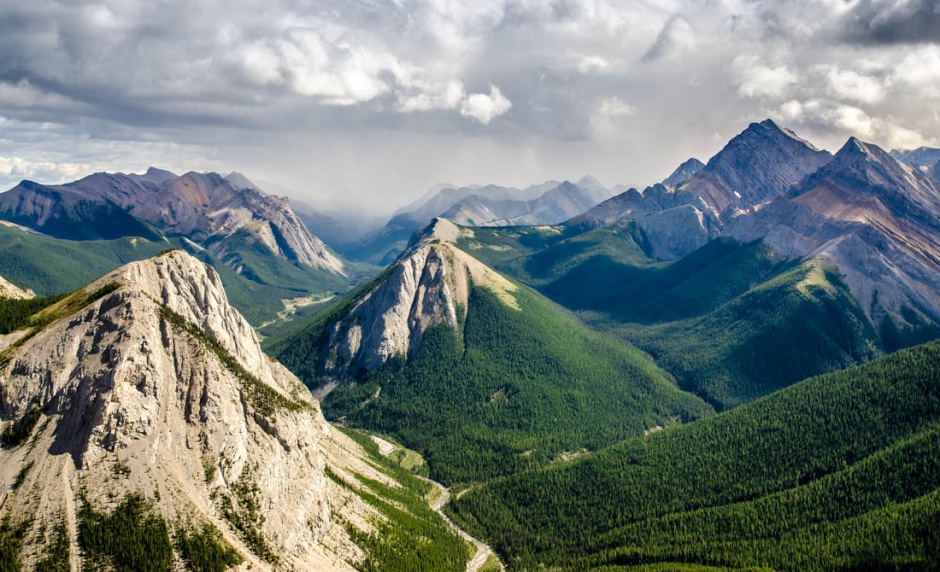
[839,0,940,45]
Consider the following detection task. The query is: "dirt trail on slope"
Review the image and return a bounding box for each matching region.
[370,435,504,572]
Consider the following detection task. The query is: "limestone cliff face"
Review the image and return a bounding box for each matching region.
[0,274,34,300]
[320,218,518,378]
[0,251,379,570]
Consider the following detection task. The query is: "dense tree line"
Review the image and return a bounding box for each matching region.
[447,340,940,570]
[463,228,890,411]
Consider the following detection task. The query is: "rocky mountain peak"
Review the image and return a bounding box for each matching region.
[681,119,832,213]
[662,157,705,186]
[125,166,178,185]
[0,250,382,569]
[315,221,517,378]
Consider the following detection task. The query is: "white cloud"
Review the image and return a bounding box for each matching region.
[0,156,103,185]
[734,55,798,99]
[598,97,635,118]
[578,55,611,74]
[774,98,935,149]
[892,45,940,97]
[825,67,885,104]
[460,85,512,124]
[398,80,466,113]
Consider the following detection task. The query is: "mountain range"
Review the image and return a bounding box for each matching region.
[2,118,940,571]
[0,168,344,274]
[0,170,358,328]
[341,177,615,264]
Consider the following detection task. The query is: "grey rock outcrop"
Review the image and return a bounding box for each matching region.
[320,218,518,378]
[661,158,705,186]
[0,274,34,300]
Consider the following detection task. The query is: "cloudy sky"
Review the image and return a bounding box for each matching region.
[1,0,938,215]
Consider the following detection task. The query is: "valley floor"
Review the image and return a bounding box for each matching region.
[369,434,505,572]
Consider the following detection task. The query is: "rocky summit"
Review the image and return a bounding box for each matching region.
[319,218,518,378]
[0,251,414,570]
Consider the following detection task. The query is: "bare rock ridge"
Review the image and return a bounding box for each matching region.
[0,251,388,570]
[320,218,518,378]
[661,157,705,186]
[0,169,345,275]
[0,274,34,300]
[728,137,940,328]
[571,120,832,259]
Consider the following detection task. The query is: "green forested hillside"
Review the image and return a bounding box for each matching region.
[459,225,884,409]
[270,284,714,485]
[0,225,354,326]
[448,340,940,570]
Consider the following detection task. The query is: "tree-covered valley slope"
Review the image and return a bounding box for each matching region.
[448,339,940,571]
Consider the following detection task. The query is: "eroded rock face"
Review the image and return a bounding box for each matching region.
[321,218,518,378]
[728,138,940,328]
[0,274,34,300]
[0,251,362,570]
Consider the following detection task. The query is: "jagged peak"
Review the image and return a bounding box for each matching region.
[831,137,903,170]
[662,157,705,186]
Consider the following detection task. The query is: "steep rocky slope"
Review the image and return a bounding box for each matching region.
[309,218,518,379]
[728,137,940,332]
[0,274,34,300]
[0,169,344,275]
[571,120,831,259]
[0,251,458,570]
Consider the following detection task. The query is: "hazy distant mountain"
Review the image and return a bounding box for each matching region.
[891,146,940,167]
[443,180,613,226]
[346,178,614,263]
[661,157,704,186]
[891,146,940,182]
[0,169,345,275]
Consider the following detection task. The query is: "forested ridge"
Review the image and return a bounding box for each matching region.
[275,283,713,485]
[448,339,940,570]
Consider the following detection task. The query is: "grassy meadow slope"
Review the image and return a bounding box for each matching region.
[448,339,940,571]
